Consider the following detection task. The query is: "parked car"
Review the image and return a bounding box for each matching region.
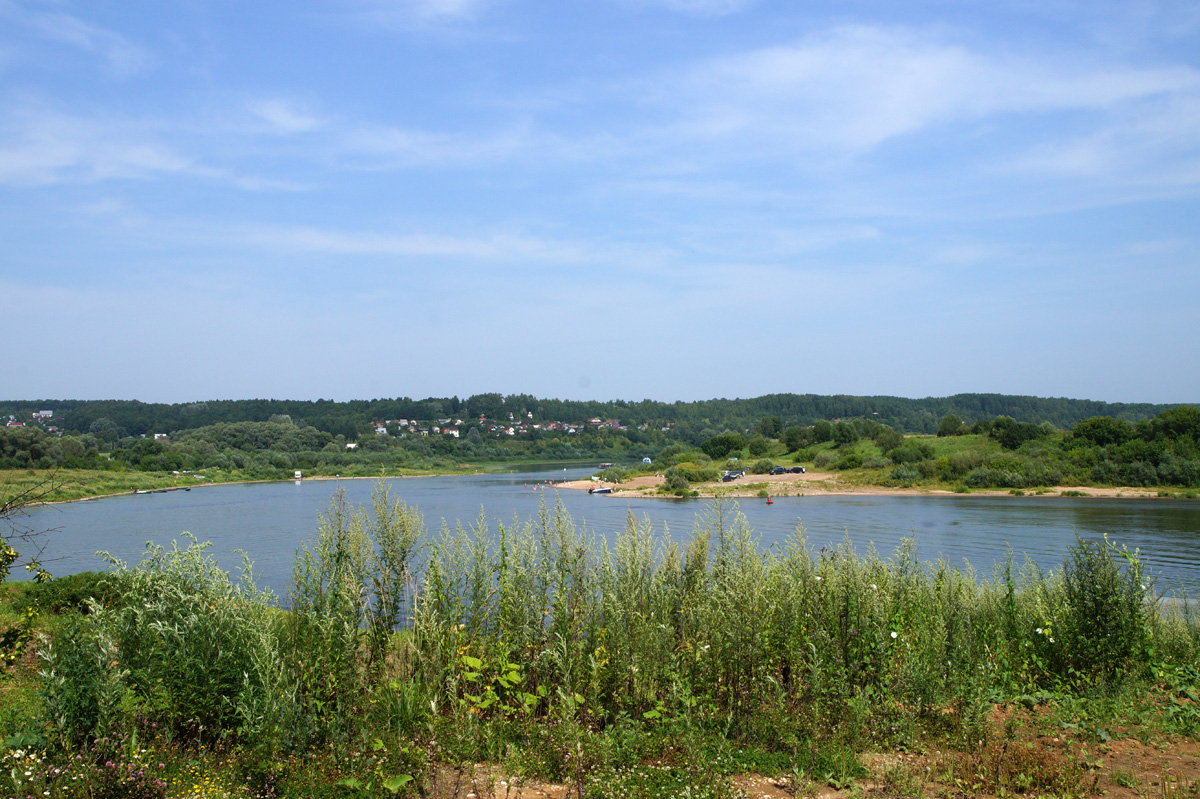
[770,466,788,475]
[789,466,806,474]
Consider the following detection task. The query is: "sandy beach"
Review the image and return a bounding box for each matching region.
[556,470,1170,499]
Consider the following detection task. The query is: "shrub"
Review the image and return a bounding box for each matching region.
[664,467,689,493]
[1061,536,1152,684]
[837,452,863,469]
[888,441,934,464]
[813,450,838,469]
[890,464,920,485]
[701,433,746,460]
[749,459,774,474]
[15,571,121,615]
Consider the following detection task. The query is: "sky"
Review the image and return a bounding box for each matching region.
[2,0,1198,406]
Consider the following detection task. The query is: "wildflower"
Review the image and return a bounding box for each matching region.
[890,631,898,639]
[870,583,877,590]
[1036,627,1042,634]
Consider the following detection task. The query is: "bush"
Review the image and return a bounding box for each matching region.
[701,433,746,460]
[890,464,920,485]
[15,571,121,615]
[1062,536,1152,684]
[664,467,689,493]
[837,452,863,469]
[676,463,719,483]
[749,459,774,474]
[888,440,934,464]
[813,450,838,469]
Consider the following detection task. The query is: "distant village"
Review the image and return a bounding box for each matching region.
[6,408,667,450]
[344,413,648,449]
[5,410,59,434]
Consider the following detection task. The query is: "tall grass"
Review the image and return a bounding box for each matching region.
[27,486,1200,789]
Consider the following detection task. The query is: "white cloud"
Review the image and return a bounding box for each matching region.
[656,26,1200,158]
[636,0,757,17]
[247,99,325,135]
[0,104,189,185]
[352,0,490,26]
[239,224,590,263]
[0,101,316,191]
[10,6,154,76]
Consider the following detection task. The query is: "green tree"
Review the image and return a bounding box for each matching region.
[873,426,904,453]
[748,435,769,457]
[663,466,689,493]
[937,414,965,437]
[781,426,808,452]
[833,421,859,445]
[756,416,783,438]
[812,420,833,443]
[701,432,747,460]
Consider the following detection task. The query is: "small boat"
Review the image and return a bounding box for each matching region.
[588,487,613,495]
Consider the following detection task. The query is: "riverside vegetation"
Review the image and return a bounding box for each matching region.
[3,398,1198,502]
[2,484,1200,798]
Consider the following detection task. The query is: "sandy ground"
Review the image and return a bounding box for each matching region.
[556,471,1170,499]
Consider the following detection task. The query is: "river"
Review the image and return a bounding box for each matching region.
[14,469,1200,598]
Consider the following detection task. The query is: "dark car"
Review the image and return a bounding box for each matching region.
[770,466,788,475]
[789,466,806,474]
[721,474,738,482]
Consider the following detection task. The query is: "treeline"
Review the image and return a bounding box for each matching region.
[788,406,1200,490]
[0,392,1184,442]
[0,419,660,477]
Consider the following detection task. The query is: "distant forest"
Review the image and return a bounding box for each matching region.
[3,393,1197,487]
[0,392,1182,442]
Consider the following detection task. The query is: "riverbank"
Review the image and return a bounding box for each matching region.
[558,470,1179,499]
[1,462,583,507]
[4,465,1193,509]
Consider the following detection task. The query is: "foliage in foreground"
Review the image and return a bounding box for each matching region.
[3,487,1199,797]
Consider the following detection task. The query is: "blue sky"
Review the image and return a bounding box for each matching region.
[2,0,1198,405]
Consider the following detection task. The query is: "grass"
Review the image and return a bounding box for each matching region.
[2,488,1198,798]
[0,459,587,505]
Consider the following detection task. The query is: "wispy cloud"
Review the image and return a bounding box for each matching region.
[238,224,590,263]
[246,99,326,135]
[633,0,757,17]
[3,3,154,76]
[0,100,310,190]
[653,26,1200,158]
[351,0,492,27]
[0,103,188,185]
[1005,93,1200,188]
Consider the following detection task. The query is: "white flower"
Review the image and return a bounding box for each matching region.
[1049,637,1054,643]
[815,576,822,582]
[870,583,877,590]
[1036,628,1042,635]
[890,631,898,639]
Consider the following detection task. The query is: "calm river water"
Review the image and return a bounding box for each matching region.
[16,469,1200,598]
